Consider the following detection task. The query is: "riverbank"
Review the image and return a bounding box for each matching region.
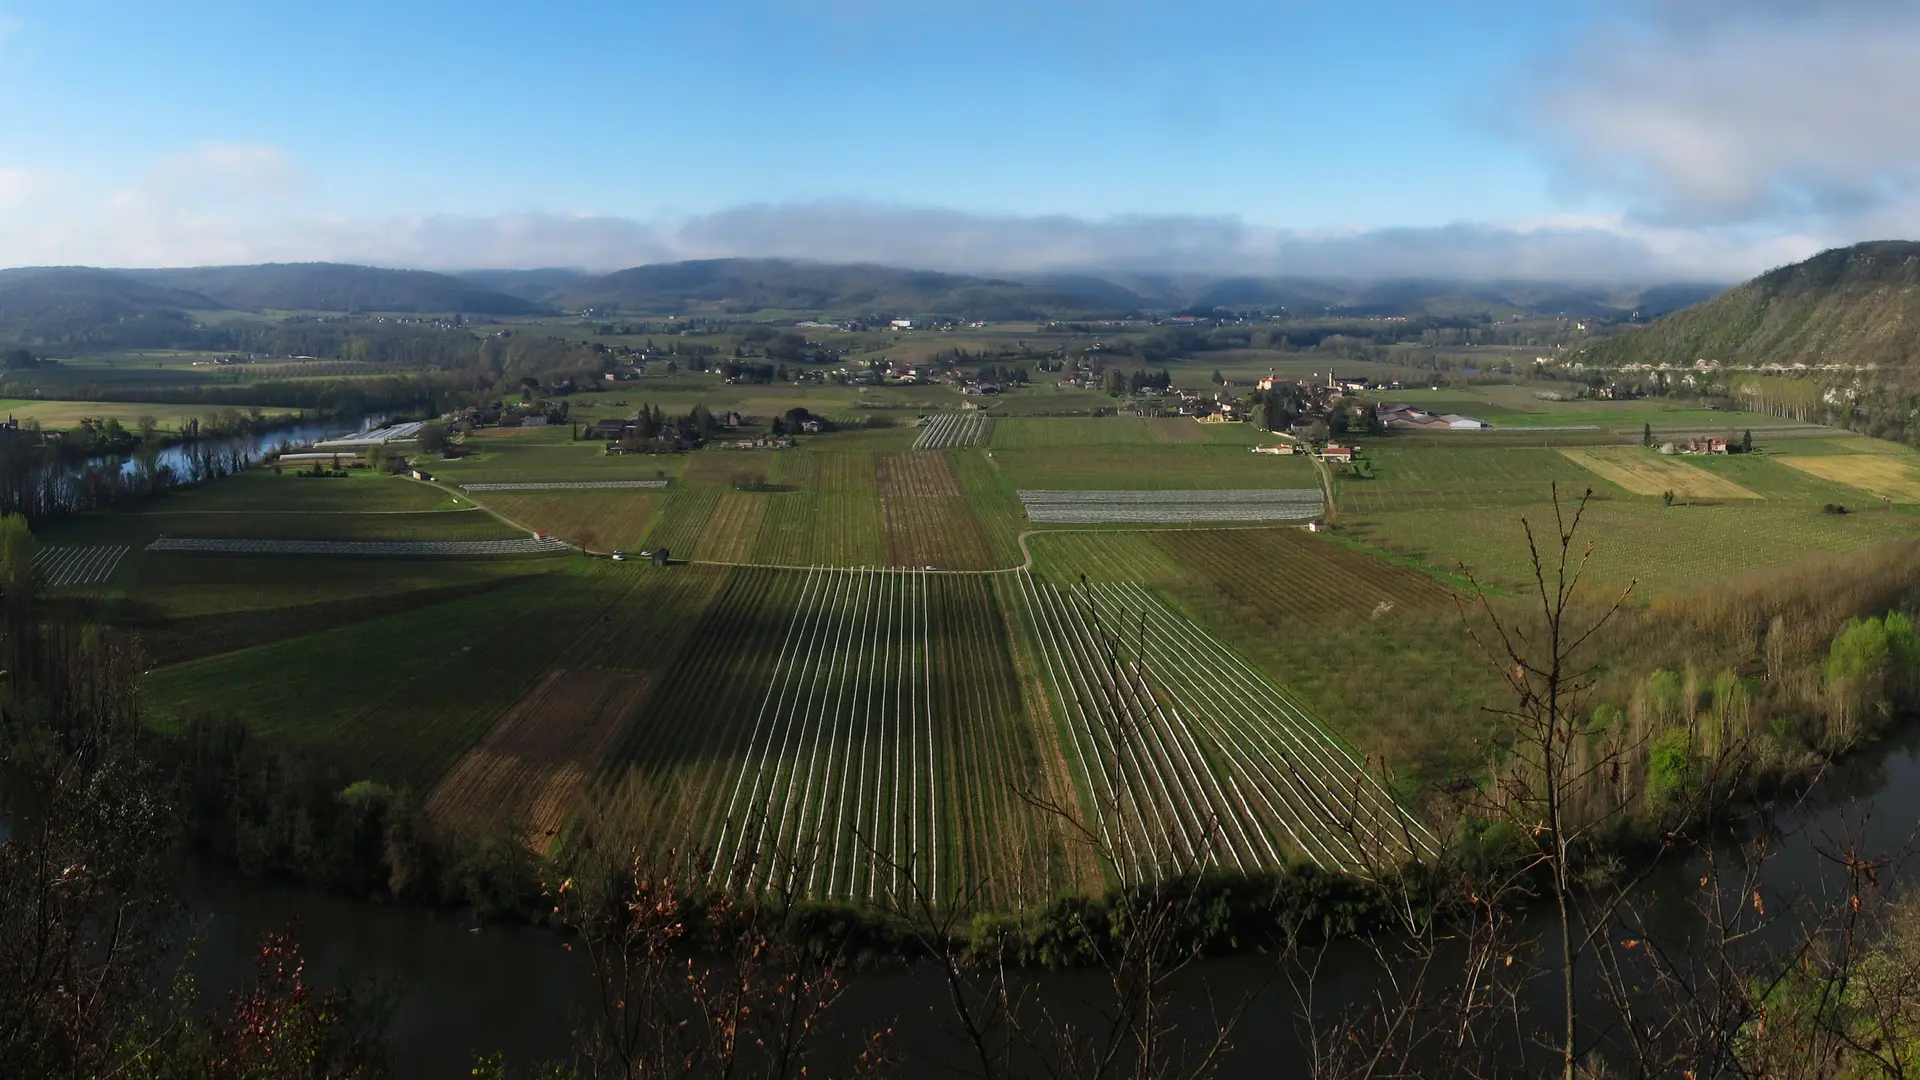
[169,723,1920,1078]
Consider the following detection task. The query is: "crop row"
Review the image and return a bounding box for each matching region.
[1019,488,1325,504]
[145,536,573,557]
[1014,572,1434,879]
[708,568,942,901]
[460,480,669,491]
[1152,529,1457,623]
[1024,503,1323,524]
[1019,488,1323,524]
[33,545,129,586]
[877,454,996,569]
[914,413,991,450]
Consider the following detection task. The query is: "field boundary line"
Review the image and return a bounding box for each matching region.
[409,477,584,552]
[1114,582,1440,859]
[127,508,486,516]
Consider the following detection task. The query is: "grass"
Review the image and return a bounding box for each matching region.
[700,492,770,562]
[952,449,1029,567]
[991,417,1162,448]
[991,416,1268,449]
[1560,447,1762,500]
[1346,497,1920,596]
[1777,452,1920,503]
[1334,445,1600,513]
[122,554,548,619]
[480,490,663,549]
[100,378,1920,891]
[1684,453,1869,502]
[597,566,1080,906]
[42,503,523,550]
[876,453,995,570]
[992,444,1320,490]
[641,484,721,559]
[1022,528,1498,793]
[142,568,644,791]
[143,470,460,513]
[749,491,887,566]
[1356,386,1836,435]
[0,397,300,432]
[432,431,686,484]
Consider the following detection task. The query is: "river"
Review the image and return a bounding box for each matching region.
[173,724,1920,1077]
[87,415,379,478]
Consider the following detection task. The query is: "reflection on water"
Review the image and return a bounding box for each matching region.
[90,416,381,478]
[179,724,1920,1078]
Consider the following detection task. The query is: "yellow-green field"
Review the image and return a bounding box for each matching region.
[1777,452,1920,503]
[1560,446,1762,500]
[0,397,301,432]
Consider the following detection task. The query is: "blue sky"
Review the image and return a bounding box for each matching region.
[1,1,1916,278]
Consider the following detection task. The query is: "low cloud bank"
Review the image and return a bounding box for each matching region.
[0,198,1825,282]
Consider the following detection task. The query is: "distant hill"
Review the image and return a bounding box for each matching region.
[0,257,1747,350]
[1016,273,1153,312]
[1069,275,1720,319]
[125,263,551,315]
[497,259,1721,321]
[1576,241,1920,370]
[0,267,223,344]
[543,258,1122,320]
[0,266,218,317]
[453,268,593,305]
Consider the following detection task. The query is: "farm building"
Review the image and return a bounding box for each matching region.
[1321,445,1355,463]
[310,421,425,452]
[585,418,630,439]
[1376,405,1490,430]
[1252,443,1297,455]
[520,416,549,427]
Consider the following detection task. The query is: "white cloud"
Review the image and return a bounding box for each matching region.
[148,140,305,199]
[0,196,1819,282]
[0,166,40,208]
[1524,3,1920,229]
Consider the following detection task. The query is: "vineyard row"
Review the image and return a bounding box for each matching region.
[709,567,941,902]
[144,536,573,557]
[33,545,129,586]
[914,413,991,450]
[1014,572,1434,879]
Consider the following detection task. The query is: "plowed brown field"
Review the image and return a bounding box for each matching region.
[425,667,650,845]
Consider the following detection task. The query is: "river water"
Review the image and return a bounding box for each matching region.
[88,416,376,478]
[174,725,1920,1077]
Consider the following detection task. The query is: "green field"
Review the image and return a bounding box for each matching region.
[81,369,1920,904]
[1347,498,1920,595]
[0,397,302,432]
[992,444,1319,490]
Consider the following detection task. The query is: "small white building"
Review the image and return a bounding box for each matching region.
[890,319,913,330]
[1438,413,1488,430]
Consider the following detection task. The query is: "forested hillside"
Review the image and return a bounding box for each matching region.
[541,258,1121,319]
[127,263,549,315]
[1578,241,1920,370]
